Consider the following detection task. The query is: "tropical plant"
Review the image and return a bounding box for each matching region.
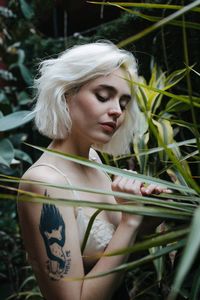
[1,0,200,299]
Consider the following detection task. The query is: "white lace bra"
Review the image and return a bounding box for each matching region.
[76,206,115,265]
[29,163,115,266]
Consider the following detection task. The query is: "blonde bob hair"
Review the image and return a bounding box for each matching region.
[33,41,140,156]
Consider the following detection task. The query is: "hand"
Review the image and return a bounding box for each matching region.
[111,173,143,228]
[140,184,172,196]
[111,170,172,228]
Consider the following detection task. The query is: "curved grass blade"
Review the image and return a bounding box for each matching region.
[98,228,189,258]
[81,209,102,254]
[115,138,197,160]
[168,207,200,300]
[133,79,200,108]
[23,143,198,195]
[102,5,200,31]
[88,2,200,13]
[115,0,200,47]
[69,240,186,281]
[1,185,192,219]
[190,264,200,300]
[1,174,198,208]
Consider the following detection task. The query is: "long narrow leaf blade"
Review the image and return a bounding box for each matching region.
[168,207,200,300]
[24,143,197,195]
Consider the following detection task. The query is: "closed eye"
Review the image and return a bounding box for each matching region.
[95,93,109,102]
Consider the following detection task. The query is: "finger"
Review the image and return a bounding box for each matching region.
[130,180,143,195]
[141,184,158,195]
[162,188,173,194]
[112,175,133,191]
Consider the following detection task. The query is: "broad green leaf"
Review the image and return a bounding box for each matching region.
[14,149,32,164]
[19,64,33,86]
[19,0,34,19]
[168,207,200,300]
[0,111,33,131]
[17,49,25,65]
[152,119,174,162]
[148,118,199,193]
[0,139,14,166]
[17,91,32,105]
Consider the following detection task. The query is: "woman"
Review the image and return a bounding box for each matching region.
[18,41,167,300]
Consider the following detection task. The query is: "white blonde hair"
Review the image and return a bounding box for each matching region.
[33,41,140,156]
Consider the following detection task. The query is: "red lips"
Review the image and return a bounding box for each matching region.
[100,122,117,132]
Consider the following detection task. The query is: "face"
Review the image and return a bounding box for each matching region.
[67,68,131,145]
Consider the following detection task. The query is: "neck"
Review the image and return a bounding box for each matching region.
[50,137,91,159]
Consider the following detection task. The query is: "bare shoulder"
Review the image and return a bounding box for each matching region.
[19,164,68,194]
[18,163,74,217]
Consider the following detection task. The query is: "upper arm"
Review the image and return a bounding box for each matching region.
[18,169,84,300]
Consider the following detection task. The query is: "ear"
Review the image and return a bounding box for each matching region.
[64,89,77,104]
[64,92,71,103]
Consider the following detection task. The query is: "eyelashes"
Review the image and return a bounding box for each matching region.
[95,93,108,103]
[95,93,129,111]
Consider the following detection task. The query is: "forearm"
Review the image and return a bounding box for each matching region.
[81,221,139,300]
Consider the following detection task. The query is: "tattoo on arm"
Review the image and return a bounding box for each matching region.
[39,190,71,280]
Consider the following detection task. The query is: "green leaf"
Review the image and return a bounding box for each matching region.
[103,6,200,31]
[0,111,33,131]
[168,207,200,300]
[115,0,200,47]
[0,139,14,167]
[88,2,200,13]
[134,79,200,108]
[102,228,189,258]
[1,174,199,207]
[81,209,102,254]
[14,149,32,164]
[190,264,200,300]
[149,246,164,282]
[165,99,190,113]
[18,64,33,86]
[24,143,198,194]
[165,68,188,89]
[17,49,25,65]
[76,240,186,280]
[19,0,34,19]
[5,187,191,219]
[130,138,197,158]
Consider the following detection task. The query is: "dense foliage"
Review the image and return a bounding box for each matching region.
[0,0,200,299]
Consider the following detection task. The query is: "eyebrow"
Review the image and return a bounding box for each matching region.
[97,84,131,100]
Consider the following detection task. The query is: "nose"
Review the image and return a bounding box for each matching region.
[108,100,122,119]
